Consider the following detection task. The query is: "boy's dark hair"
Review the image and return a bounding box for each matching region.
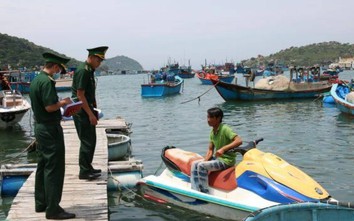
[207,107,223,122]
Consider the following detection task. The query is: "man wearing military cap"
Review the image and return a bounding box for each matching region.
[72,46,108,180]
[30,53,76,219]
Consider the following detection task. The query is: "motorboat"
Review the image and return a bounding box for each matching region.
[137,138,354,220]
[0,90,31,128]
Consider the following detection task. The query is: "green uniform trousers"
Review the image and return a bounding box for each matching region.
[34,123,65,216]
[73,113,97,176]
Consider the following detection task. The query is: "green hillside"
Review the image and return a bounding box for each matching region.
[1,33,353,71]
[242,41,354,68]
[0,33,143,71]
[0,33,81,70]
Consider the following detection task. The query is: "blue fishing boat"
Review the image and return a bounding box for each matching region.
[330,83,354,115]
[196,72,234,85]
[164,63,195,79]
[210,78,332,101]
[178,65,195,78]
[141,73,184,97]
[244,202,354,221]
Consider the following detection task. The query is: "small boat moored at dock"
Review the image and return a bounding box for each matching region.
[107,159,144,191]
[330,83,354,115]
[0,164,36,197]
[0,90,31,128]
[107,134,131,161]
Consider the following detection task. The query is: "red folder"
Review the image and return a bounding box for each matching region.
[62,101,83,117]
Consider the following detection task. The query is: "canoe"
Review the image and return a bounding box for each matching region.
[330,83,354,115]
[211,78,332,101]
[107,134,131,161]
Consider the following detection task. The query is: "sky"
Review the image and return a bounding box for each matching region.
[1,0,354,70]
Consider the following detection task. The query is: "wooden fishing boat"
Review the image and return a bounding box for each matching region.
[196,72,234,85]
[211,77,333,101]
[141,73,184,97]
[330,83,354,115]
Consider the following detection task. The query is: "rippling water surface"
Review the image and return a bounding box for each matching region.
[1,71,354,220]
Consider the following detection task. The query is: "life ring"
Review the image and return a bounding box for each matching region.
[1,113,16,122]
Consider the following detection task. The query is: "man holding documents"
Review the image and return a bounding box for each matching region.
[29,53,76,219]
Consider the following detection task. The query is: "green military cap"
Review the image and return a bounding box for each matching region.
[87,46,109,60]
[42,52,70,74]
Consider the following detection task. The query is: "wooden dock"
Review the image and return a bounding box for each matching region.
[7,119,129,221]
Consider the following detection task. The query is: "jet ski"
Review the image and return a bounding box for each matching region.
[137,138,354,220]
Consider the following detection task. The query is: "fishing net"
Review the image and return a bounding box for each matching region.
[255,75,290,90]
[346,92,354,104]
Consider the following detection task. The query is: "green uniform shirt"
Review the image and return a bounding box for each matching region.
[72,62,96,106]
[210,123,237,166]
[29,71,61,123]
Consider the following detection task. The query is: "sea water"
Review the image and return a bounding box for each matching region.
[1,71,354,220]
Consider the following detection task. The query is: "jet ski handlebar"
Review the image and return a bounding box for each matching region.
[227,138,264,155]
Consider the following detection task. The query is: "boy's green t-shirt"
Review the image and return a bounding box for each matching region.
[210,123,237,166]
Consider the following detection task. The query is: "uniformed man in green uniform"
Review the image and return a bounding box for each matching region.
[30,53,76,219]
[72,46,108,180]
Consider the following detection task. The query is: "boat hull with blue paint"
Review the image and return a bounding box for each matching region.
[141,76,184,97]
[211,79,332,101]
[0,164,36,197]
[244,202,354,221]
[107,159,144,191]
[196,73,234,85]
[330,83,354,115]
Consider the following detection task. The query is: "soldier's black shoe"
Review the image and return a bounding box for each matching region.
[91,168,102,174]
[46,211,76,220]
[79,173,101,180]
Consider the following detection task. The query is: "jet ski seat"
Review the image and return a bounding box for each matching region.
[162,146,237,191]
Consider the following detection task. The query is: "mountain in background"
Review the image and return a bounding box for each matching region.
[242,41,354,68]
[0,33,81,69]
[0,33,143,71]
[103,55,144,71]
[1,33,354,71]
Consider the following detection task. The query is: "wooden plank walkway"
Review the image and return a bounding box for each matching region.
[7,119,128,221]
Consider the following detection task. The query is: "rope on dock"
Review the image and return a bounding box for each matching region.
[180,81,219,104]
[107,165,149,203]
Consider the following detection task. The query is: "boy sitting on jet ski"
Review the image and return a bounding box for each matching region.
[191,107,243,193]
